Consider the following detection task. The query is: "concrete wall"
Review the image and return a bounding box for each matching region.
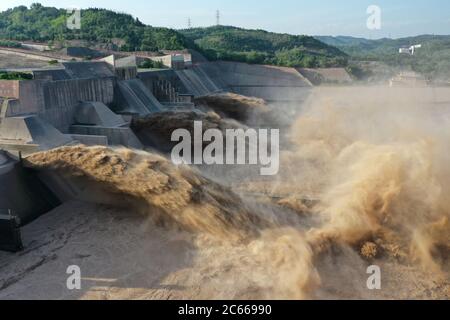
[63,47,102,58]
[32,69,72,81]
[211,61,312,87]
[41,78,115,110]
[70,134,108,146]
[138,70,191,103]
[297,68,353,85]
[175,66,223,97]
[116,67,137,80]
[138,61,316,103]
[5,78,115,132]
[17,80,45,114]
[114,79,163,116]
[199,61,313,102]
[62,62,115,79]
[140,61,312,102]
[0,115,73,152]
[74,101,126,127]
[70,125,142,149]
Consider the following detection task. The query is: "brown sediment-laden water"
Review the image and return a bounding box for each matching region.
[21,86,449,299]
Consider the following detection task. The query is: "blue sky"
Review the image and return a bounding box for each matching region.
[1,0,449,38]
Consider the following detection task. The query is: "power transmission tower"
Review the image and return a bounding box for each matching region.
[188,17,192,29]
[216,10,220,26]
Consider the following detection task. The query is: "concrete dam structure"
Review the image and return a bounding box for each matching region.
[201,61,313,103]
[138,69,195,107]
[297,67,353,85]
[138,60,314,104]
[0,61,154,153]
[138,60,314,105]
[4,77,115,132]
[0,51,320,252]
[0,115,73,153]
[70,101,142,148]
[175,65,224,97]
[114,79,163,116]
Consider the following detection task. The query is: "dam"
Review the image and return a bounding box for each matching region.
[0,48,448,301]
[0,47,350,250]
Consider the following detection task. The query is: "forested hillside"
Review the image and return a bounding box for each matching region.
[0,3,192,51]
[181,25,348,67]
[316,35,450,80]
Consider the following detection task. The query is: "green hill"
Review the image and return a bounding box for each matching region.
[0,3,192,51]
[316,35,450,80]
[180,26,348,67]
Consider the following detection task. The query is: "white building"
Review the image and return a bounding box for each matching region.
[399,44,422,55]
